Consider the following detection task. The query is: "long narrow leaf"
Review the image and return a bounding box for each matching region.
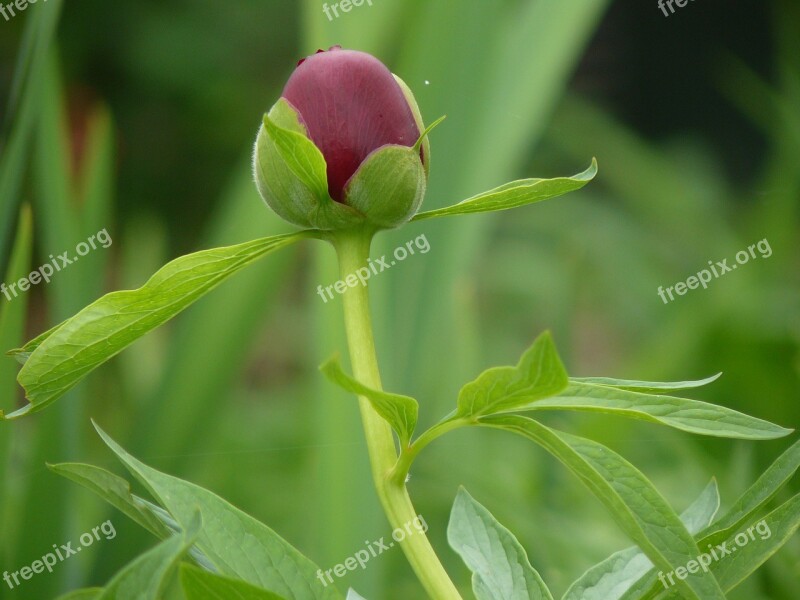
[412,159,596,221]
[656,494,800,598]
[520,382,791,440]
[562,479,720,600]
[569,374,721,393]
[2,232,311,419]
[481,415,726,600]
[619,440,800,599]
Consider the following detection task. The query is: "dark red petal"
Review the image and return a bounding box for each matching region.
[282,47,420,202]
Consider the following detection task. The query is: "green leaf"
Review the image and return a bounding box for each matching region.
[480,415,726,600]
[412,159,597,221]
[456,331,568,419]
[521,381,792,440]
[49,462,217,572]
[448,487,554,600]
[345,590,367,600]
[619,439,800,599]
[48,462,172,539]
[320,354,418,447]
[657,494,800,597]
[569,373,721,393]
[180,564,287,600]
[54,589,103,600]
[6,320,65,364]
[702,439,800,544]
[562,479,720,600]
[2,232,310,420]
[97,512,201,600]
[263,113,330,204]
[93,422,341,600]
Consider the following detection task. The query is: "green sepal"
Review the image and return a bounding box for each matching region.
[393,74,431,178]
[344,144,426,229]
[254,99,364,230]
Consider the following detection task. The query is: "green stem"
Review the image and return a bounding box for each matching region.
[333,227,462,600]
[390,417,471,486]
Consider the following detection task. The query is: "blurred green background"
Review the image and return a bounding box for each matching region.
[0,0,798,598]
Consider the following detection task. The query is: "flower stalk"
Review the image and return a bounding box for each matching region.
[333,227,462,600]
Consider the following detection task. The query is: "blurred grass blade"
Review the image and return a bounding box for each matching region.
[448,487,554,600]
[412,159,596,221]
[562,479,720,600]
[320,354,418,446]
[2,232,311,420]
[180,564,287,600]
[0,0,64,280]
[570,374,722,393]
[455,331,567,419]
[93,422,342,600]
[518,382,792,440]
[96,512,201,600]
[139,167,300,463]
[480,415,726,600]
[0,204,33,567]
[2,0,64,132]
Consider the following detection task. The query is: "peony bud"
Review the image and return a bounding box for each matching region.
[254,46,431,230]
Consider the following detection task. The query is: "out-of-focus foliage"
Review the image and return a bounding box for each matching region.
[0,1,796,598]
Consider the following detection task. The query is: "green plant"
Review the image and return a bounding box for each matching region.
[2,45,797,600]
